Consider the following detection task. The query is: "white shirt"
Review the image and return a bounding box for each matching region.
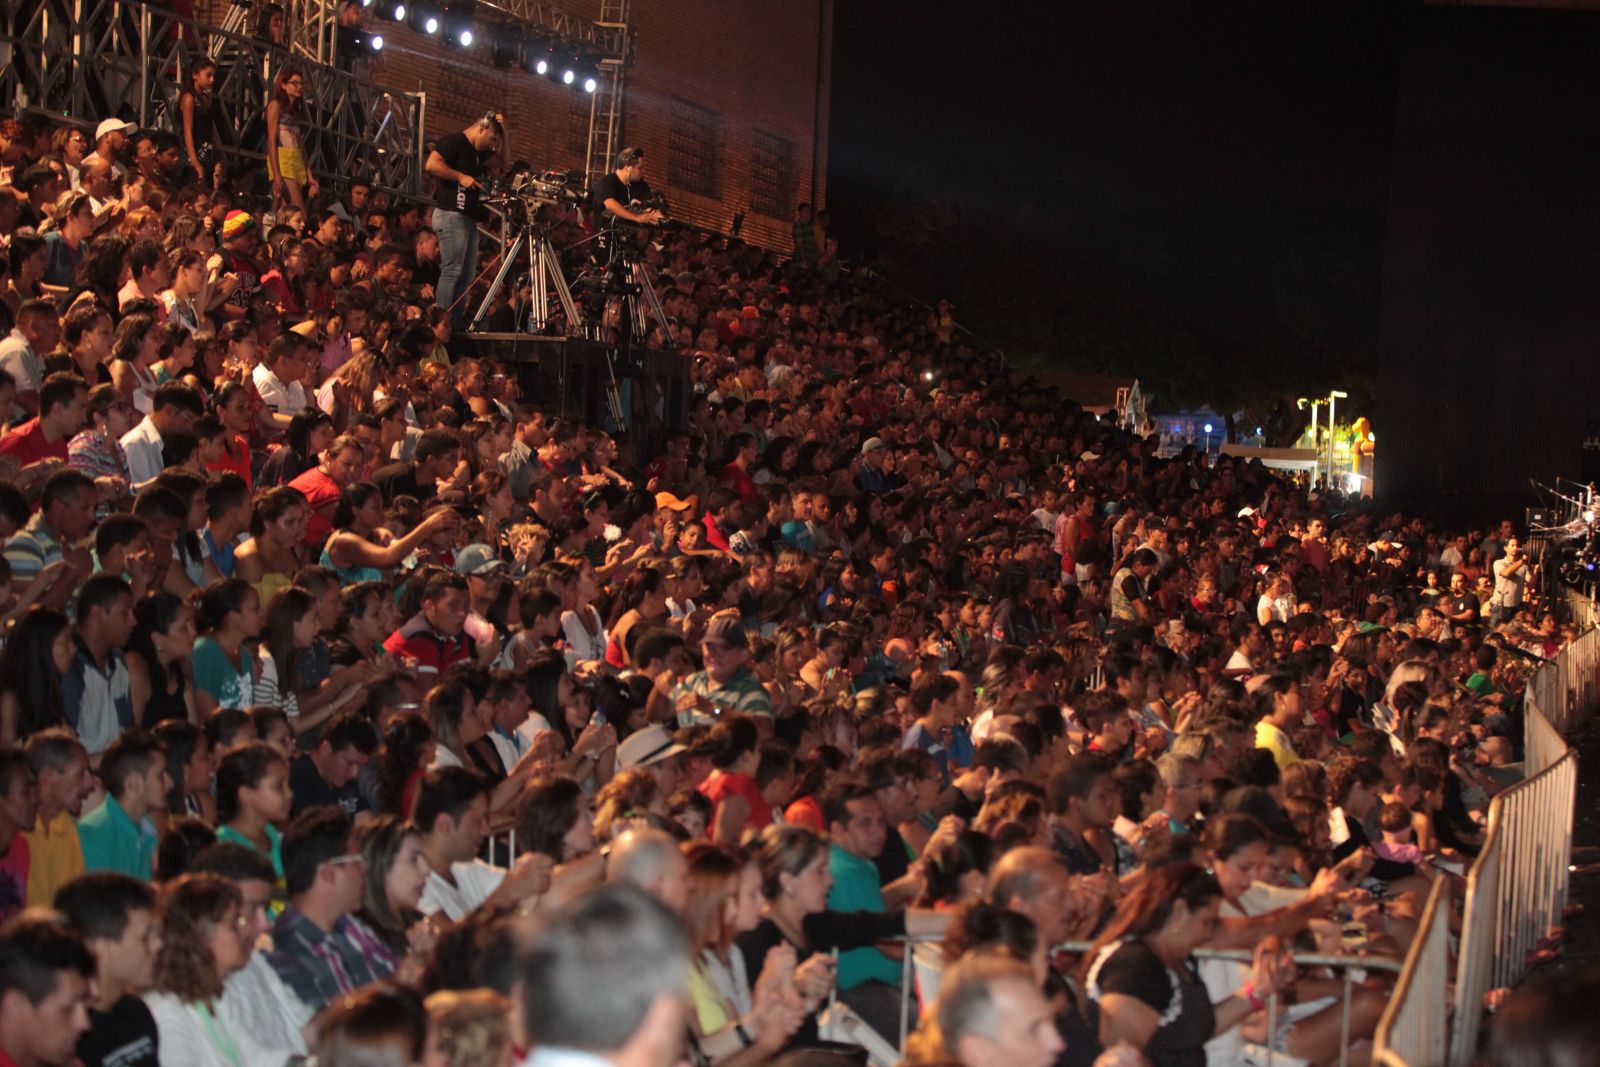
[146,987,299,1067]
[253,364,308,416]
[560,606,608,670]
[221,951,313,1059]
[119,415,166,488]
[0,330,40,420]
[419,858,506,920]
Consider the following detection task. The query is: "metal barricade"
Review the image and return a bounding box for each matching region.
[1372,877,1452,1067]
[1443,592,1600,1065]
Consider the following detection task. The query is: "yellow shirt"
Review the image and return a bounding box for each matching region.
[687,960,731,1036]
[1254,720,1300,771]
[24,810,84,907]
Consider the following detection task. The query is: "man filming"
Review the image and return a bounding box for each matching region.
[426,112,504,328]
[593,147,666,228]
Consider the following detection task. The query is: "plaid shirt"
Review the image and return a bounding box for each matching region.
[266,906,395,1010]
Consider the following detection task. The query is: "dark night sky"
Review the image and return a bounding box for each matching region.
[825,1,1405,405]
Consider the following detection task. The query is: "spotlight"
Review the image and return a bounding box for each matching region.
[373,0,405,20]
[574,50,601,93]
[408,1,440,34]
[583,73,598,94]
[337,26,384,55]
[442,0,476,47]
[519,35,552,76]
[1203,423,1214,434]
[922,370,935,383]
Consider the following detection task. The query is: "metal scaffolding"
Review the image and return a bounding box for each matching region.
[1,0,427,197]
[584,0,628,189]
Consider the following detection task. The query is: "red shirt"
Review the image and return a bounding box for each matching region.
[287,465,341,545]
[0,419,68,466]
[699,770,773,834]
[383,614,476,676]
[205,434,254,490]
[717,461,758,506]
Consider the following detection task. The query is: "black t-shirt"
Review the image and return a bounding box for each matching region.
[372,461,426,504]
[78,995,159,1067]
[433,130,493,221]
[289,753,369,819]
[873,824,912,887]
[592,173,652,226]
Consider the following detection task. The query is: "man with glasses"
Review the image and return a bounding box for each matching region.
[267,806,394,1012]
[53,873,161,1067]
[1155,752,1203,836]
[119,381,203,488]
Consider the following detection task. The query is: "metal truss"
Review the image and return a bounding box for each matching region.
[583,0,627,189]
[1,0,426,197]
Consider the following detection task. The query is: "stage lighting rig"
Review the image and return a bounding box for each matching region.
[372,0,406,20]
[337,26,384,55]
[521,35,556,77]
[442,0,476,47]
[408,0,441,34]
[490,25,519,68]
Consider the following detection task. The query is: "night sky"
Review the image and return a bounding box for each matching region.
[826,1,1404,411]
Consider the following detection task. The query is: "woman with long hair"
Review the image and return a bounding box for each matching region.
[50,302,114,384]
[41,192,96,293]
[144,873,264,1066]
[914,830,994,910]
[699,715,770,844]
[257,586,335,736]
[515,776,597,867]
[258,408,334,488]
[206,382,255,488]
[683,843,806,1064]
[355,815,435,966]
[1082,861,1293,1066]
[109,311,165,414]
[375,711,434,817]
[328,581,390,667]
[234,486,309,604]
[191,577,261,715]
[0,607,73,743]
[603,563,668,669]
[70,233,130,316]
[163,250,212,336]
[322,482,456,584]
[127,591,199,727]
[215,741,291,892]
[154,718,216,825]
[266,66,316,211]
[738,824,948,1048]
[468,469,515,563]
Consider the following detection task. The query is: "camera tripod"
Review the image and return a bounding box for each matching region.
[470,220,582,334]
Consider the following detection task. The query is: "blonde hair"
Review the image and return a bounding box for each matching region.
[424,989,510,1067]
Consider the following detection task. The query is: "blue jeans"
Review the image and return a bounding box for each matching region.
[433,208,479,329]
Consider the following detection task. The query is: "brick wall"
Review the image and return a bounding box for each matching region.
[200,0,832,252]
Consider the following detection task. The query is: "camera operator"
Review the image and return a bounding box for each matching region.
[1490,533,1529,626]
[426,111,504,329]
[593,147,665,228]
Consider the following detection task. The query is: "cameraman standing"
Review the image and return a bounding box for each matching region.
[426,112,504,328]
[593,147,665,228]
[1489,533,1529,626]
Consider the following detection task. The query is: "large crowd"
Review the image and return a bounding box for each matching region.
[0,26,1581,1067]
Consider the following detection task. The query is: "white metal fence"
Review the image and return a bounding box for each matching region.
[1372,877,1454,1067]
[1438,593,1598,1065]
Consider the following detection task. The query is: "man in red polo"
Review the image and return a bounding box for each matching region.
[0,374,86,467]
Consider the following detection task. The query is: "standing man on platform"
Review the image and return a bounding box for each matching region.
[426,112,503,329]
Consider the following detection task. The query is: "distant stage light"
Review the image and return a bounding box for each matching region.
[458,27,474,45]
[1203,423,1214,434]
[583,74,598,93]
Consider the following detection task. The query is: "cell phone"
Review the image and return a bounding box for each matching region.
[592,710,607,727]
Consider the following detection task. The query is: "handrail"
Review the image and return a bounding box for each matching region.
[0,0,425,196]
[1442,590,1598,1065]
[1372,876,1452,1067]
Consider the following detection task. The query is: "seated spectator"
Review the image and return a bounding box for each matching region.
[62,574,136,756]
[0,372,85,466]
[120,381,203,488]
[383,571,476,676]
[289,710,378,819]
[0,913,96,1067]
[414,766,550,920]
[78,729,167,881]
[266,806,395,1011]
[21,728,93,906]
[52,872,160,1067]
